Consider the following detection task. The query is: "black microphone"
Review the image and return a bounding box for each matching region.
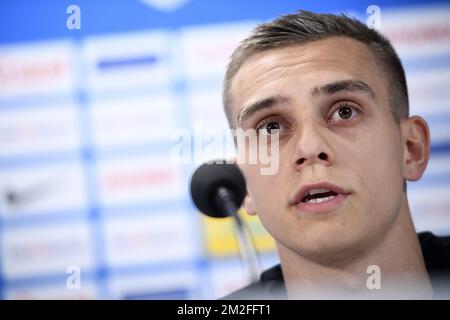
[190,161,246,218]
[189,160,260,282]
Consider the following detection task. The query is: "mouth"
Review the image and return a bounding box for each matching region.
[290,182,351,214]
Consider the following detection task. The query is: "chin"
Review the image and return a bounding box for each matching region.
[290,228,372,265]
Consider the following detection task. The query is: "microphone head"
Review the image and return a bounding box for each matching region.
[189,161,246,218]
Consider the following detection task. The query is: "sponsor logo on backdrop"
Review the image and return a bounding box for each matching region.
[0,43,74,97]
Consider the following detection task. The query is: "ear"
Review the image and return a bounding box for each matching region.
[401,116,430,181]
[243,191,257,216]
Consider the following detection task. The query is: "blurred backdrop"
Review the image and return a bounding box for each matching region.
[0,0,449,299]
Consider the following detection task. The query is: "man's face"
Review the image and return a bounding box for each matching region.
[230,37,407,262]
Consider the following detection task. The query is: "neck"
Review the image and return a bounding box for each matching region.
[278,196,433,299]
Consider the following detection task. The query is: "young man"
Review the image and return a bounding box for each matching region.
[222,10,450,299]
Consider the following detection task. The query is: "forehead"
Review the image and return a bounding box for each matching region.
[230,37,385,118]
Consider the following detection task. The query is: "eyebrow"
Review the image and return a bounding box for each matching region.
[311,79,376,100]
[237,95,289,126]
[236,79,376,126]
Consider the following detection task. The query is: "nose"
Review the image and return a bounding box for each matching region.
[291,123,333,170]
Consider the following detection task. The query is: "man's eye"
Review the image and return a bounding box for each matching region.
[256,118,286,135]
[329,104,360,122]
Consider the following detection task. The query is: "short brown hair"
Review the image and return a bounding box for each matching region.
[223,10,409,128]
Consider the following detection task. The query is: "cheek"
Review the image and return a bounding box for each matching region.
[242,166,287,228]
[368,128,403,182]
[250,175,281,207]
[347,125,404,216]
[242,165,275,200]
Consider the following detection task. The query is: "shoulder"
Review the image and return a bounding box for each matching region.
[220,264,287,300]
[418,231,450,272]
[418,231,450,298]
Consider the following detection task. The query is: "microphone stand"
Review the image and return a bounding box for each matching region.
[215,186,261,283]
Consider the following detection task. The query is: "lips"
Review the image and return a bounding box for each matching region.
[290,182,351,214]
[301,188,337,204]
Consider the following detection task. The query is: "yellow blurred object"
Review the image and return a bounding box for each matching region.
[201,208,276,257]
